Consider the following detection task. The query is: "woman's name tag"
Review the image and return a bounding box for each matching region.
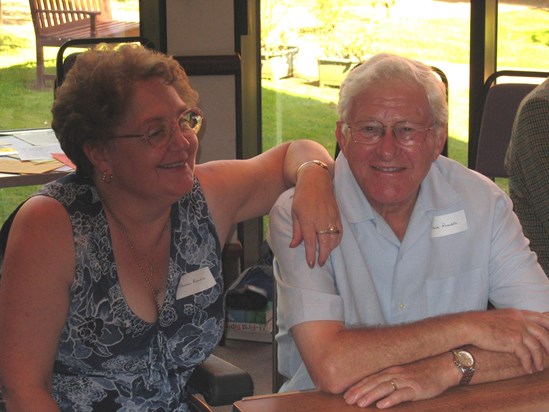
[176,267,216,299]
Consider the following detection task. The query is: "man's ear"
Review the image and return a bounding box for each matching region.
[433,126,448,160]
[335,121,348,156]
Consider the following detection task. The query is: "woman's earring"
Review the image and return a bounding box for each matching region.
[101,171,113,184]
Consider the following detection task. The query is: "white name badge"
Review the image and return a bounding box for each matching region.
[176,267,216,300]
[431,210,468,238]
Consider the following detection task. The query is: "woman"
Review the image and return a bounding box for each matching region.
[0,44,341,411]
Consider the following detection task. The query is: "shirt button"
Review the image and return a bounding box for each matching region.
[399,303,406,310]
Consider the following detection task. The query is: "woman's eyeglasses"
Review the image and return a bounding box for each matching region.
[110,107,203,148]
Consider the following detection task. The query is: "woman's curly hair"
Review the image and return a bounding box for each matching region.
[51,43,199,177]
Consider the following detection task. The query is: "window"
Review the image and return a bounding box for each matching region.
[0,0,139,223]
[0,0,140,131]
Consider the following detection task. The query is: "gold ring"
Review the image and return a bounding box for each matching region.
[316,227,340,235]
[389,380,398,391]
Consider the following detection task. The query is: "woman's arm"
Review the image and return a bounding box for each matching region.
[196,139,340,266]
[0,196,74,411]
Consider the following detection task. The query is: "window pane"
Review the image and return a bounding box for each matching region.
[497,3,548,72]
[261,0,471,167]
[0,0,139,225]
[0,0,140,131]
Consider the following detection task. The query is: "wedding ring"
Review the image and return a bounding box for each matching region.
[389,380,398,391]
[316,227,340,235]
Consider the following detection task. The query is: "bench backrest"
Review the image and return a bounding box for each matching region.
[29,0,113,35]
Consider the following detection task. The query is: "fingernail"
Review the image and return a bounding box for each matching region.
[308,260,314,268]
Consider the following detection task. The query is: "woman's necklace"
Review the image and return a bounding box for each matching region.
[98,192,170,315]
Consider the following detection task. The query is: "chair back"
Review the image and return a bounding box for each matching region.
[470,70,549,179]
[28,0,112,36]
[474,83,538,178]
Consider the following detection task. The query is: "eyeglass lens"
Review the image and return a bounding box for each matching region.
[350,121,429,146]
[146,109,203,147]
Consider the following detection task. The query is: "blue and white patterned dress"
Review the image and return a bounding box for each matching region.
[23,173,224,411]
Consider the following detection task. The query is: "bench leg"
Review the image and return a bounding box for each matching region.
[35,43,45,89]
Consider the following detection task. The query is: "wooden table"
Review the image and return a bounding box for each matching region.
[233,368,549,411]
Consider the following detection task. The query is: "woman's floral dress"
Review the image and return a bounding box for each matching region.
[34,173,223,411]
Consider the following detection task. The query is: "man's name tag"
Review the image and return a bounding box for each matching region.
[431,210,468,238]
[176,267,216,300]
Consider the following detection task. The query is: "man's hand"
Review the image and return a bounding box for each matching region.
[343,354,453,409]
[465,309,549,374]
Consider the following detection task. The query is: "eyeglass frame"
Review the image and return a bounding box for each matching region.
[343,120,435,147]
[109,107,203,148]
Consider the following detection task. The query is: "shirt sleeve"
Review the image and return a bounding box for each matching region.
[488,191,549,312]
[268,189,345,330]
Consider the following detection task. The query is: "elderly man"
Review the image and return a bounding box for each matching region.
[268,53,549,409]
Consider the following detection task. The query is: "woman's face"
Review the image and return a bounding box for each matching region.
[102,77,199,204]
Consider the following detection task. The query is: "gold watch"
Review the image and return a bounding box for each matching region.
[451,348,476,385]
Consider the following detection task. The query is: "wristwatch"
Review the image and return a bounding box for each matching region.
[451,348,476,385]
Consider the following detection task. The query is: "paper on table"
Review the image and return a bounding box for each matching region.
[17,143,64,161]
[0,158,64,174]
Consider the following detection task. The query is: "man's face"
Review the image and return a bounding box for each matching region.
[336,80,446,217]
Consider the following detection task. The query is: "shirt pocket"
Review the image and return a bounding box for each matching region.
[426,267,489,316]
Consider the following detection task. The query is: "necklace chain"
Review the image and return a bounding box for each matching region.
[98,191,169,315]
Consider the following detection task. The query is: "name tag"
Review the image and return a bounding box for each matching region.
[176,267,216,300]
[431,210,468,238]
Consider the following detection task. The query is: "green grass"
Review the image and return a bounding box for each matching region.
[0,62,53,130]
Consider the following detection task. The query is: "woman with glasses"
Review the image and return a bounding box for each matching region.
[0,44,341,411]
[269,53,549,408]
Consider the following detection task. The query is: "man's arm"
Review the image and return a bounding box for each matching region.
[510,95,549,239]
[343,344,549,409]
[291,308,549,394]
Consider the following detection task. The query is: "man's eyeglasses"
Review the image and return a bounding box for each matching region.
[110,107,203,148]
[345,120,433,147]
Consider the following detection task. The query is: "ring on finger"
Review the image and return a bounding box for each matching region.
[389,380,398,392]
[316,227,340,235]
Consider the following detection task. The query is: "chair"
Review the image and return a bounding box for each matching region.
[28,0,140,88]
[188,354,254,411]
[469,70,549,179]
[54,36,154,92]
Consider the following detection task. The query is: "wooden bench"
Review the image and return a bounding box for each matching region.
[28,0,139,88]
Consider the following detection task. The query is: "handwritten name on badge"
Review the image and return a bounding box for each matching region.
[176,267,216,300]
[431,210,468,238]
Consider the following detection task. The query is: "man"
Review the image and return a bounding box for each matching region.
[505,77,549,274]
[268,53,549,409]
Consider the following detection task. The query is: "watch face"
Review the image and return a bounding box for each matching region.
[457,350,474,367]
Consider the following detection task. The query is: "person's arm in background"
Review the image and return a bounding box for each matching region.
[197,139,341,267]
[506,93,549,262]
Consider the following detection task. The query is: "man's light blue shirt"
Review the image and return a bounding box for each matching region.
[268,154,549,392]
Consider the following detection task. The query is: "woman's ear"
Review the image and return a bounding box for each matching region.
[83,141,110,173]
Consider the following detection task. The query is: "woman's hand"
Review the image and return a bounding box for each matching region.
[290,163,342,267]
